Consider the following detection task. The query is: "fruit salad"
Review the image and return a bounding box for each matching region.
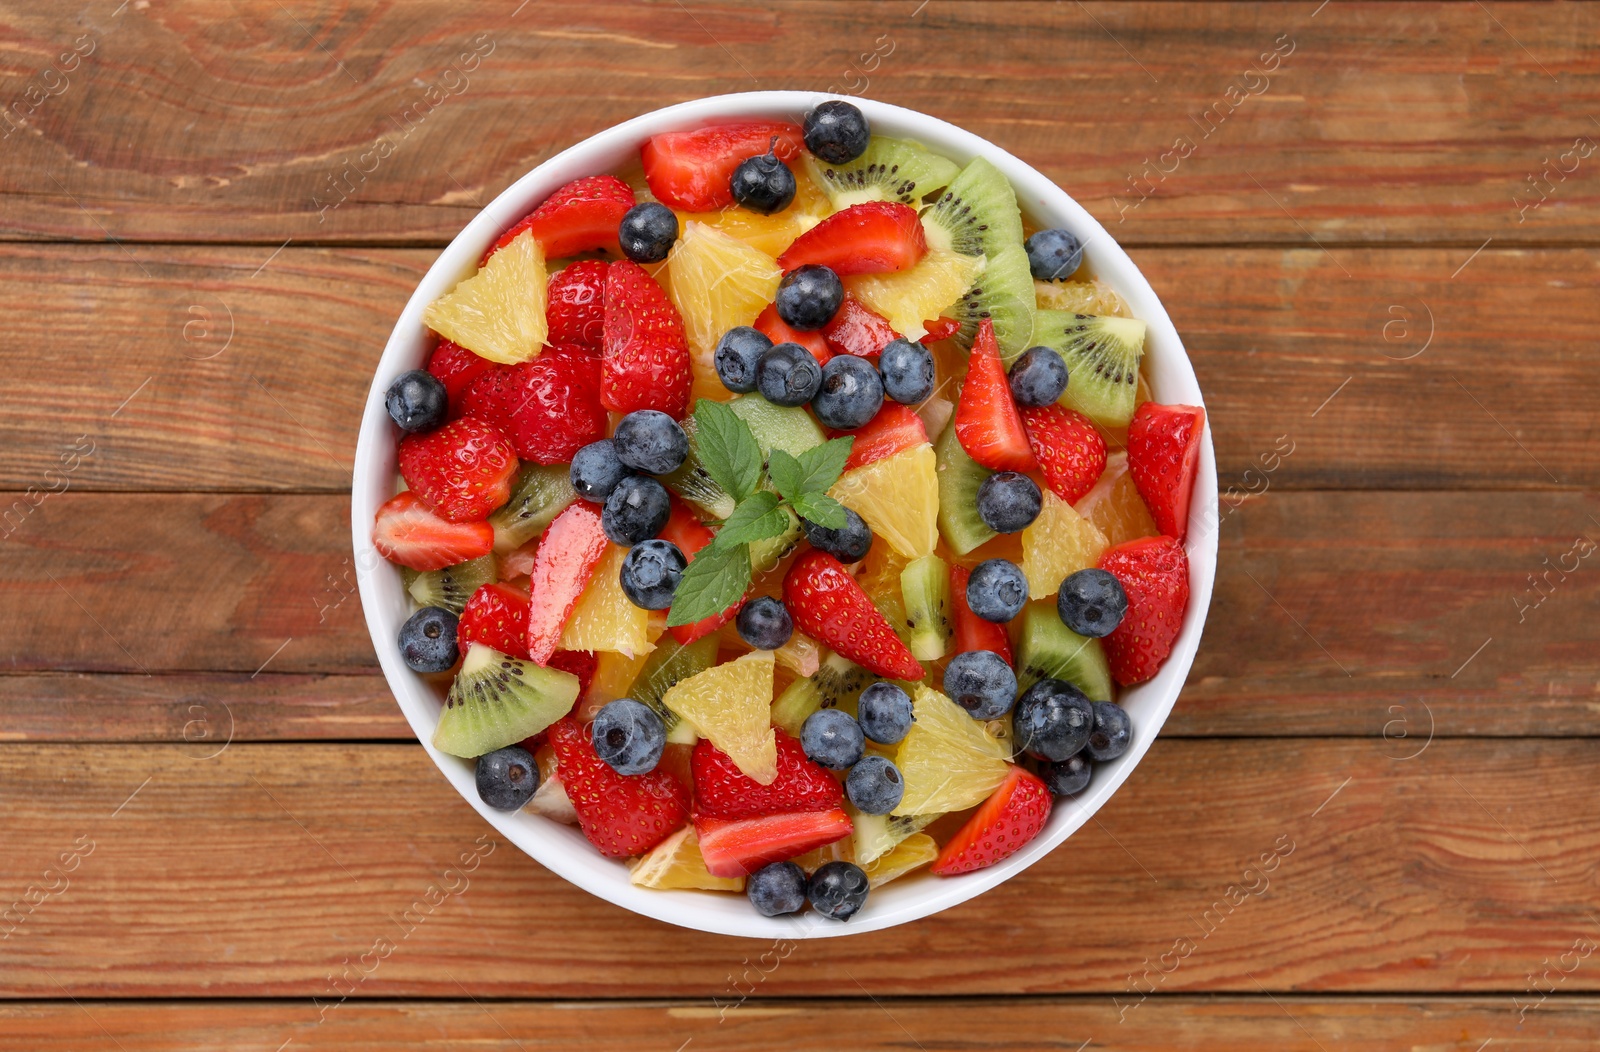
[373,100,1205,923]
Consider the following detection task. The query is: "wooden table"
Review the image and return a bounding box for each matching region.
[2,2,1597,1048]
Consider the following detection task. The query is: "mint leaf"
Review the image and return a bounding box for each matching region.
[795,437,855,496]
[766,448,805,504]
[712,491,790,549]
[666,541,751,627]
[791,491,848,530]
[692,399,762,504]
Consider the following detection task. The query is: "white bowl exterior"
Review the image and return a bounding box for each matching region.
[353,91,1216,940]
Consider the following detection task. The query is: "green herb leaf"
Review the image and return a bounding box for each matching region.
[711,491,790,549]
[765,448,805,504]
[666,540,751,627]
[795,437,855,496]
[791,491,848,530]
[692,399,762,504]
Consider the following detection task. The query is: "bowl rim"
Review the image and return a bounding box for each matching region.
[352,90,1217,940]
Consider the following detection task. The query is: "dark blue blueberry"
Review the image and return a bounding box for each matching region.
[804,100,871,165]
[602,475,671,546]
[591,698,667,775]
[385,369,448,433]
[878,338,935,404]
[845,755,905,815]
[977,472,1042,534]
[736,595,793,650]
[714,326,773,394]
[730,143,797,215]
[1042,751,1092,796]
[570,439,629,501]
[1013,678,1094,762]
[942,649,1017,720]
[618,201,679,264]
[756,342,823,407]
[1086,701,1133,762]
[801,506,872,562]
[747,860,808,917]
[812,354,884,430]
[1007,346,1069,407]
[807,860,869,921]
[399,606,459,673]
[774,264,844,331]
[1057,568,1127,638]
[1025,227,1084,281]
[475,745,539,811]
[856,681,914,744]
[966,558,1028,623]
[619,538,686,610]
[613,410,688,475]
[800,707,865,770]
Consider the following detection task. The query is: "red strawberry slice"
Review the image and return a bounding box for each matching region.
[921,316,961,343]
[835,403,928,472]
[1127,402,1207,541]
[460,367,521,436]
[695,808,853,878]
[372,491,494,572]
[755,303,831,365]
[641,121,804,211]
[692,732,843,821]
[784,550,924,680]
[950,564,1013,665]
[1098,535,1190,686]
[822,294,901,358]
[458,582,531,659]
[954,319,1037,473]
[502,352,609,464]
[1020,403,1108,505]
[548,650,598,697]
[427,339,500,417]
[602,261,691,418]
[658,499,743,645]
[525,502,610,665]
[549,717,689,858]
[546,260,609,355]
[485,175,634,262]
[398,417,519,523]
[778,202,926,276]
[930,765,1051,875]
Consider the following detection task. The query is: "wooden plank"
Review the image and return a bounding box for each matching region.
[0,3,1595,245]
[1,243,1596,493]
[2,998,1599,1051]
[0,739,1596,997]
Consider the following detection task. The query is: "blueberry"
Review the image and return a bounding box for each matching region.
[804,100,871,165]
[1025,228,1083,281]
[613,410,688,475]
[812,354,884,430]
[977,472,1042,534]
[618,201,679,264]
[1057,568,1128,638]
[385,369,448,433]
[756,342,823,407]
[602,475,671,546]
[1042,751,1092,796]
[942,649,1018,720]
[856,681,914,744]
[619,538,686,610]
[476,745,540,810]
[808,860,869,921]
[775,264,843,331]
[801,506,872,562]
[1013,679,1094,762]
[966,558,1028,623]
[591,698,667,775]
[570,440,629,501]
[399,606,459,673]
[736,595,793,650]
[1007,346,1069,407]
[878,338,935,404]
[1086,701,1133,762]
[747,860,808,917]
[800,708,865,770]
[730,143,797,215]
[845,755,905,815]
[714,326,773,394]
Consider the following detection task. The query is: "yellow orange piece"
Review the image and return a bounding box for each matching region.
[829,443,939,560]
[559,545,653,656]
[665,222,784,404]
[1074,451,1159,547]
[893,684,1012,815]
[862,832,939,888]
[661,650,778,784]
[629,826,746,892]
[422,229,548,364]
[845,249,980,342]
[1022,490,1110,600]
[576,649,651,721]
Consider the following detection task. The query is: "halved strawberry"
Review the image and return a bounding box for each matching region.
[921,316,961,343]
[602,261,691,418]
[755,302,831,365]
[1098,535,1190,686]
[504,352,609,464]
[371,491,494,572]
[427,339,499,417]
[458,582,531,658]
[1127,402,1206,541]
[954,319,1037,473]
[546,260,609,355]
[693,731,843,821]
[460,367,521,436]
[778,202,926,276]
[784,550,924,680]
[1020,403,1108,505]
[398,417,519,523]
[835,402,928,472]
[822,294,901,358]
[929,765,1051,876]
[641,121,804,211]
[950,564,1012,664]
[695,808,853,878]
[525,502,610,665]
[549,717,689,858]
[658,498,744,645]
[486,175,634,262]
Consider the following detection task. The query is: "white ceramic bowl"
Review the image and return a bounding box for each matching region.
[353,91,1216,940]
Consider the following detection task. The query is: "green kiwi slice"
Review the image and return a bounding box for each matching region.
[627,632,719,742]
[921,156,1025,258]
[934,420,996,555]
[728,394,826,460]
[490,463,576,551]
[1014,602,1113,701]
[900,554,952,661]
[950,243,1037,364]
[661,417,737,520]
[804,136,961,209]
[1031,310,1148,429]
[407,554,496,614]
[851,810,943,866]
[433,643,581,758]
[770,651,872,735]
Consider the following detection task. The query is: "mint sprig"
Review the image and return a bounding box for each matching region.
[692,398,762,504]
